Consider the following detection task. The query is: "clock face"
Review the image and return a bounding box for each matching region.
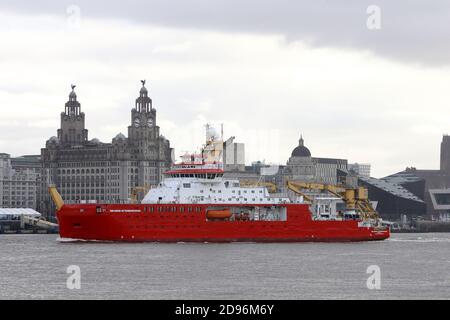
[147,118,153,127]
[133,117,141,127]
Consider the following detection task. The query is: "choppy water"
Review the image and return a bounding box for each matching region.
[0,233,449,299]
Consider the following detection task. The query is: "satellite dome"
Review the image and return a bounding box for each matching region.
[206,126,219,141]
[49,136,59,143]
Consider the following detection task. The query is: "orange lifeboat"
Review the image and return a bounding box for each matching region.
[206,209,232,219]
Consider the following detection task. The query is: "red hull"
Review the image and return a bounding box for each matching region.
[56,203,390,242]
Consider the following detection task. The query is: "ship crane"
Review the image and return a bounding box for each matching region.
[130,186,151,204]
[286,181,379,220]
[240,180,278,193]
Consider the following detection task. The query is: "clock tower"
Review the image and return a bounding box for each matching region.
[57,84,88,146]
[128,80,160,159]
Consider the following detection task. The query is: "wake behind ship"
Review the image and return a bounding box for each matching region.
[51,125,390,242]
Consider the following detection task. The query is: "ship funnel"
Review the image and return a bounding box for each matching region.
[48,184,65,211]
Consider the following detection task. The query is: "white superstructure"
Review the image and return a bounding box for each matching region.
[142,162,290,205]
[142,124,290,205]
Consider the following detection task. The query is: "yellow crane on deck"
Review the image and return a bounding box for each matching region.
[130,185,151,204]
[286,181,379,220]
[240,180,278,193]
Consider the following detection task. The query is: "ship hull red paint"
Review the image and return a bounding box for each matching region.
[56,203,390,242]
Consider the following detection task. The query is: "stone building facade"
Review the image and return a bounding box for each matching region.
[40,82,173,219]
[0,153,40,209]
[223,137,245,172]
[282,136,348,190]
[225,136,349,193]
[348,163,371,178]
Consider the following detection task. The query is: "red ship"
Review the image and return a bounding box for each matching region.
[53,202,389,242]
[51,125,389,242]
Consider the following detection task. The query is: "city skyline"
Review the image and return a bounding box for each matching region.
[1,1,450,177]
[0,81,446,179]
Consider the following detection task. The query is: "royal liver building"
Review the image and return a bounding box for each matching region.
[40,81,173,219]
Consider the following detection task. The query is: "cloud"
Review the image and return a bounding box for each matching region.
[0,9,449,178]
[1,0,450,66]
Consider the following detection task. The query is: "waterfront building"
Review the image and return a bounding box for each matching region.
[224,136,348,193]
[440,134,450,174]
[428,189,450,221]
[223,137,245,172]
[40,82,173,219]
[0,153,40,209]
[384,135,450,219]
[357,175,426,221]
[348,163,371,178]
[282,135,348,190]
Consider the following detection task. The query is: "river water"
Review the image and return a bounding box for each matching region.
[0,233,449,299]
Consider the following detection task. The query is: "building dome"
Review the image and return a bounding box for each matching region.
[49,136,59,143]
[91,138,100,144]
[114,133,126,140]
[291,135,311,157]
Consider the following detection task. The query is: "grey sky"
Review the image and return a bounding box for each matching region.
[2,0,450,65]
[0,1,449,178]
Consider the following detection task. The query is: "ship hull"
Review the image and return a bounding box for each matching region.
[56,203,390,242]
